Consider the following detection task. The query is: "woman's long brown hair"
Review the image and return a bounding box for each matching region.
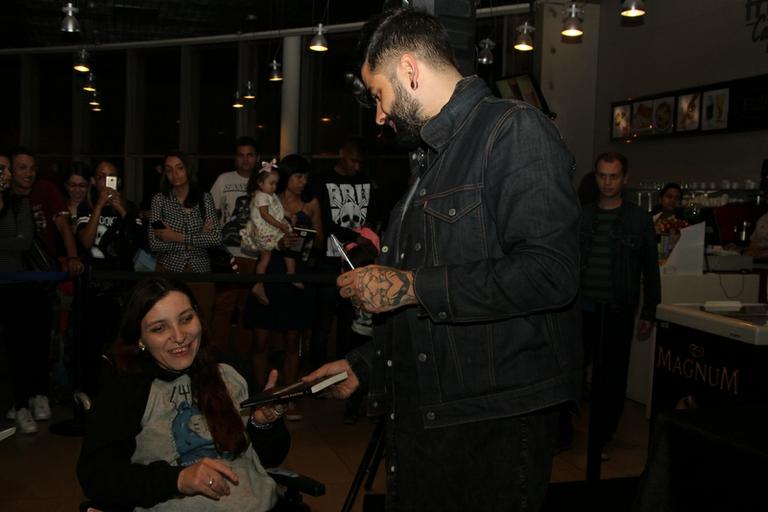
[114,277,247,456]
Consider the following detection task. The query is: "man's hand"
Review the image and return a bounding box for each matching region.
[636,319,654,340]
[302,359,359,400]
[337,265,418,314]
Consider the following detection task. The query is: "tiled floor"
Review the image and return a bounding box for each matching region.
[0,395,649,512]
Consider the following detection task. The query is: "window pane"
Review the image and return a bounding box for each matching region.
[198,44,237,155]
[38,54,72,155]
[251,41,281,157]
[143,48,180,153]
[89,51,126,155]
[0,56,20,151]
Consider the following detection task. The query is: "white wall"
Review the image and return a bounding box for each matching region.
[539,3,601,180]
[589,0,768,185]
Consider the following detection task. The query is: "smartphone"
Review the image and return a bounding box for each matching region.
[329,234,355,270]
[151,220,165,230]
[105,176,118,190]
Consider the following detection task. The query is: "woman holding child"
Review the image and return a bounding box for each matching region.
[242,155,322,421]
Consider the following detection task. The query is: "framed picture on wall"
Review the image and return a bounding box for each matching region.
[652,96,675,134]
[611,104,631,139]
[495,74,551,116]
[631,100,654,136]
[701,88,729,131]
[676,92,701,132]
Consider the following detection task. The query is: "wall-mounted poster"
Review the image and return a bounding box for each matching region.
[495,74,551,115]
[653,96,675,134]
[631,100,654,135]
[701,88,729,131]
[676,93,701,132]
[612,104,631,139]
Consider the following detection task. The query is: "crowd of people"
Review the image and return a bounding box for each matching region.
[0,135,378,436]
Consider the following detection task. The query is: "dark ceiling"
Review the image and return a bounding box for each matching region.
[0,0,528,50]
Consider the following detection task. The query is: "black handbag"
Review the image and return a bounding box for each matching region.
[198,200,238,274]
[24,236,59,273]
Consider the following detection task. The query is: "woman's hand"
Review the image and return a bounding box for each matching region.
[250,369,286,425]
[154,221,184,243]
[280,223,293,235]
[202,219,213,233]
[177,457,239,500]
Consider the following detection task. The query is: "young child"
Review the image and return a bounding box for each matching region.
[240,160,300,305]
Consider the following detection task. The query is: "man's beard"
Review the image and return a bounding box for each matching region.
[388,79,427,149]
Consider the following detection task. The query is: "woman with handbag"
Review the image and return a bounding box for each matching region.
[0,154,54,434]
[149,151,220,331]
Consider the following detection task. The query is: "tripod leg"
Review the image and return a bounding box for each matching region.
[364,429,386,491]
[341,420,385,512]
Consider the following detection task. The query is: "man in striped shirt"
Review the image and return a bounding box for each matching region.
[578,152,660,460]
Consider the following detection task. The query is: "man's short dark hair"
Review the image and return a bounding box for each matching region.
[95,159,121,176]
[235,136,258,153]
[340,136,366,156]
[10,146,35,163]
[358,8,458,73]
[594,152,628,175]
[659,182,682,198]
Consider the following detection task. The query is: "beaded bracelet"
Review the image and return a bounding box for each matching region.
[248,416,273,430]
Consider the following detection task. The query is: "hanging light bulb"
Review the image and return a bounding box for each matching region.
[514,22,535,52]
[477,38,495,65]
[232,90,244,109]
[82,72,96,92]
[561,3,584,38]
[88,91,100,106]
[268,60,283,82]
[73,48,90,73]
[243,81,256,100]
[309,24,328,52]
[91,106,102,112]
[61,2,81,33]
[621,0,646,18]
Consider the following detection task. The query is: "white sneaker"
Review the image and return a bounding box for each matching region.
[29,395,51,421]
[5,407,15,421]
[15,408,38,434]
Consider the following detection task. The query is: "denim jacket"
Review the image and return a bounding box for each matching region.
[580,201,661,321]
[347,76,583,429]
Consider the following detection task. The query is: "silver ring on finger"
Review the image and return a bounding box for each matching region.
[207,477,214,488]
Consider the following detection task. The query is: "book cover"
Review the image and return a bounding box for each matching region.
[240,371,348,408]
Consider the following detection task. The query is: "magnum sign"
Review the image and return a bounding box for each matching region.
[656,346,740,395]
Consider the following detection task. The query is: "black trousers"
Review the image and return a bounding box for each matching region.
[0,283,52,409]
[583,304,636,446]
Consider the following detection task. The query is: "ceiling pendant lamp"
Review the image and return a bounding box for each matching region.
[82,72,96,92]
[561,3,584,38]
[88,91,100,106]
[476,38,496,65]
[309,23,328,52]
[621,0,646,18]
[73,48,90,73]
[232,90,244,109]
[514,22,535,52]
[243,80,256,100]
[268,60,283,81]
[61,2,81,33]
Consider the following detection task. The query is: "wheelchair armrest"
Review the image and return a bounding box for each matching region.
[267,467,326,497]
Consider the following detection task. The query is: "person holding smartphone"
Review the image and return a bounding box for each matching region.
[76,159,144,402]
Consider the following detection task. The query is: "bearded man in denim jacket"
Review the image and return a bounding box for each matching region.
[306,9,582,511]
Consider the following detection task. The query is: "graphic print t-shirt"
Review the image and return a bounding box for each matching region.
[319,173,372,258]
[131,364,276,512]
[209,171,253,259]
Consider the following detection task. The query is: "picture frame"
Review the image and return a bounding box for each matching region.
[701,88,729,131]
[495,74,551,116]
[611,103,632,140]
[631,100,654,136]
[652,96,675,135]
[676,92,701,132]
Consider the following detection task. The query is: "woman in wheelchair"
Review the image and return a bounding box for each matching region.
[77,277,290,511]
